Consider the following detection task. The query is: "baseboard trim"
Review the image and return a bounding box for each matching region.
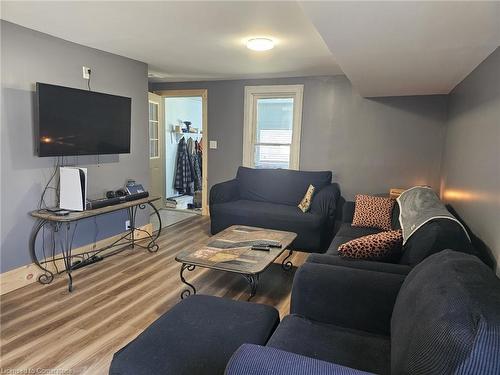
[0,223,153,295]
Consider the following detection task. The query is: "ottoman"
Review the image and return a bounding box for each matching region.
[109,295,280,375]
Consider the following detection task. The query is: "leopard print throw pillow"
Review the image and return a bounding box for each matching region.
[352,194,395,231]
[298,184,315,213]
[338,230,403,260]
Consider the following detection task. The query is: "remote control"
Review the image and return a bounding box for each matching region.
[254,241,282,248]
[251,245,271,251]
[55,210,70,216]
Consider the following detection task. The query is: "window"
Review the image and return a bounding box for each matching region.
[243,85,303,169]
[149,101,159,158]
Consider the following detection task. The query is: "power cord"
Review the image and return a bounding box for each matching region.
[39,157,61,209]
[87,68,92,91]
[93,216,99,249]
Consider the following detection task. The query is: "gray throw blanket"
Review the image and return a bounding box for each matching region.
[397,186,470,245]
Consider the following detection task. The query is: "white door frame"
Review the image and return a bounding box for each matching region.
[154,89,209,216]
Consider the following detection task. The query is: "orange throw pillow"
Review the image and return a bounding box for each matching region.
[338,230,403,259]
[352,194,395,231]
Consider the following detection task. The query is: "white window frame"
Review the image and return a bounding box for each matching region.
[243,85,303,170]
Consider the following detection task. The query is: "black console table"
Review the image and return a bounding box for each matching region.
[29,196,162,292]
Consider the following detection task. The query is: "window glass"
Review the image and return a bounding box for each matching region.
[254,144,290,169]
[149,102,159,158]
[255,98,294,168]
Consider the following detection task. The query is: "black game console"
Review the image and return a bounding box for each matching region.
[87,191,149,210]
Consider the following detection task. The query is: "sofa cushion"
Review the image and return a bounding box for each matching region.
[338,230,403,260]
[326,223,383,255]
[267,314,391,375]
[352,195,395,231]
[109,295,279,375]
[210,200,326,252]
[226,344,376,375]
[307,253,412,276]
[391,250,500,375]
[336,222,384,240]
[399,219,473,266]
[236,167,332,206]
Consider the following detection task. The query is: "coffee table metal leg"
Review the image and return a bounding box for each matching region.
[180,264,196,299]
[281,249,294,271]
[243,274,259,301]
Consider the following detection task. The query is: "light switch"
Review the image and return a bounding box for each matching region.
[209,140,218,149]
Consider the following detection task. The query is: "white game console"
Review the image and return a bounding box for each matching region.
[59,167,87,211]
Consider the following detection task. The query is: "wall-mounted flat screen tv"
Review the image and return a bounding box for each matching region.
[36,83,131,156]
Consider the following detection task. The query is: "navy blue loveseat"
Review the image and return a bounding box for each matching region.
[210,167,341,253]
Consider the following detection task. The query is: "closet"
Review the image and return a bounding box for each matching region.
[165,96,203,211]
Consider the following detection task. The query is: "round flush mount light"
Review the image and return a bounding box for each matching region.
[246,38,274,51]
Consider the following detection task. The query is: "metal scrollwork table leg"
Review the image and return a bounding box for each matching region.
[281,249,294,271]
[29,219,55,285]
[127,203,162,253]
[180,264,196,299]
[243,274,259,301]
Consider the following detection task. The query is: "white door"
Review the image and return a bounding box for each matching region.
[148,92,164,209]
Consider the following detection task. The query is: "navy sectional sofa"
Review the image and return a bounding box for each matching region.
[210,167,341,253]
[109,251,500,374]
[307,200,477,274]
[227,251,500,374]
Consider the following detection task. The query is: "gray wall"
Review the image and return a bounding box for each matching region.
[1,21,149,272]
[441,47,500,273]
[150,76,448,199]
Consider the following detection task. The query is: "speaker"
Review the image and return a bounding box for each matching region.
[59,167,87,211]
[115,188,127,197]
[106,190,116,199]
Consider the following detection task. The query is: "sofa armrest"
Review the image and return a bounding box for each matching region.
[210,179,239,206]
[225,344,375,375]
[291,262,405,335]
[310,183,340,218]
[307,254,412,276]
[342,201,355,223]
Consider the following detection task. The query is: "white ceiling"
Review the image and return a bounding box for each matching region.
[2,1,499,96]
[300,1,500,97]
[0,1,342,82]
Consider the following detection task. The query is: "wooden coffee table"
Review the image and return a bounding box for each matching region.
[175,225,297,300]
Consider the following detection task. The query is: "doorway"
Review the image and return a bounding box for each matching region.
[149,89,208,230]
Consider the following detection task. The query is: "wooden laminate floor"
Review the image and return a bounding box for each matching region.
[0,216,307,374]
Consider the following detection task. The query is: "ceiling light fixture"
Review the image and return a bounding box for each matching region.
[246,38,274,51]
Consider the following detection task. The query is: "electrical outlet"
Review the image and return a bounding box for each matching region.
[82,66,91,80]
[125,220,131,230]
[209,140,218,149]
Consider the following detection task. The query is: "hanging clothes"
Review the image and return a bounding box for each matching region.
[196,139,203,178]
[188,138,202,192]
[186,138,196,194]
[174,137,194,195]
[187,137,196,154]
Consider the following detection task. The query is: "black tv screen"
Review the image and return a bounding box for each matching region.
[36,83,131,156]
